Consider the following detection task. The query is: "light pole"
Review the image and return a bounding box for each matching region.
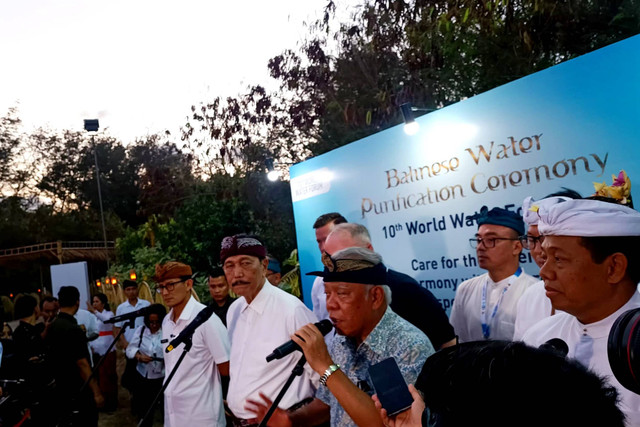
[84,119,109,268]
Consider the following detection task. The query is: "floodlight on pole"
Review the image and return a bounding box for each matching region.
[266,158,280,181]
[400,103,436,135]
[84,118,109,268]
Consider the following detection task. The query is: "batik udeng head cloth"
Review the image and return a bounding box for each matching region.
[154,261,192,282]
[219,234,267,262]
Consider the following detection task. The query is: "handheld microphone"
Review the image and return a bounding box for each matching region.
[539,338,569,358]
[104,306,151,324]
[166,303,217,353]
[266,319,334,362]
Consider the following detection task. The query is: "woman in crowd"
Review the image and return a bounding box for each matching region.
[87,292,118,412]
[125,303,166,427]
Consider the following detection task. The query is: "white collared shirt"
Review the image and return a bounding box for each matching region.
[125,324,164,379]
[75,308,99,365]
[115,298,151,343]
[227,280,318,419]
[450,270,537,342]
[162,296,230,427]
[311,276,329,320]
[523,291,640,426]
[513,280,564,340]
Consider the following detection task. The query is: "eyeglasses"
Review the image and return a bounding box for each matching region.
[469,237,520,249]
[519,235,544,250]
[155,279,187,294]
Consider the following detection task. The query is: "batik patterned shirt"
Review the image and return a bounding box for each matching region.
[316,307,433,427]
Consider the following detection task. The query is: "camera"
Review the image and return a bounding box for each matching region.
[608,308,640,394]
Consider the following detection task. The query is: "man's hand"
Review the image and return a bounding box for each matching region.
[245,392,292,427]
[372,384,424,427]
[290,323,333,375]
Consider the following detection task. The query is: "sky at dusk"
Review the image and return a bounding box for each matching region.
[0,0,331,142]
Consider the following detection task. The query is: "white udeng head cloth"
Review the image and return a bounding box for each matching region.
[522,196,571,226]
[537,199,640,237]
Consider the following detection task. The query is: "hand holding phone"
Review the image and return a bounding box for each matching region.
[368,357,414,417]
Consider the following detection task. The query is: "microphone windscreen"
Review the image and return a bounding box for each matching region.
[317,319,334,336]
[539,338,569,358]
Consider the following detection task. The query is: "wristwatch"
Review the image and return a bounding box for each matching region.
[320,364,340,386]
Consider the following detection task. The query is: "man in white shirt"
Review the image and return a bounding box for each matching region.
[156,261,230,427]
[450,206,537,341]
[113,280,151,348]
[222,234,318,426]
[311,212,347,321]
[513,191,580,340]
[75,306,98,365]
[522,198,640,425]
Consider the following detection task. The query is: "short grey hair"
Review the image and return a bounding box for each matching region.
[330,223,372,248]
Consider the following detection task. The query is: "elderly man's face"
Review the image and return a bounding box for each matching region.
[475,224,522,272]
[223,255,268,303]
[325,281,376,340]
[539,235,612,322]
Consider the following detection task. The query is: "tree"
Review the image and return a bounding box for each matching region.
[0,107,30,196]
[267,0,640,155]
[182,84,313,178]
[128,134,197,219]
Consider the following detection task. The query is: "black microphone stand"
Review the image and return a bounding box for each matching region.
[258,354,307,427]
[137,335,193,427]
[79,317,135,394]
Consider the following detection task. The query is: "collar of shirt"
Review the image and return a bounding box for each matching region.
[576,291,640,338]
[125,298,145,309]
[57,312,77,323]
[339,306,394,357]
[167,296,199,325]
[240,279,273,315]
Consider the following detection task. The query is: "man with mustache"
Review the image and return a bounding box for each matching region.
[223,234,317,427]
[450,206,538,342]
[245,247,433,427]
[522,198,640,425]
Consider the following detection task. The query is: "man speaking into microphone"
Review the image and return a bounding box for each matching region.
[246,247,433,427]
[222,234,318,426]
[156,261,230,426]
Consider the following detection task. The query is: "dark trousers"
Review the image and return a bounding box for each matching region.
[132,373,164,427]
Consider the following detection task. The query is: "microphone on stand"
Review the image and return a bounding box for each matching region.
[266,319,334,362]
[104,306,151,324]
[166,304,217,353]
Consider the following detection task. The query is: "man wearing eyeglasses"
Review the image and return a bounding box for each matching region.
[450,206,537,342]
[156,261,230,427]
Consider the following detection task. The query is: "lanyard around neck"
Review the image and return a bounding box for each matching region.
[481,267,522,339]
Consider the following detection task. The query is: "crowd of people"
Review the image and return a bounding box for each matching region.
[1,171,640,427]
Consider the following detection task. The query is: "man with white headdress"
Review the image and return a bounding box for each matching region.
[513,190,580,340]
[522,198,640,425]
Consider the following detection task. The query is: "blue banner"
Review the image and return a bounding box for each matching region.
[290,35,640,313]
